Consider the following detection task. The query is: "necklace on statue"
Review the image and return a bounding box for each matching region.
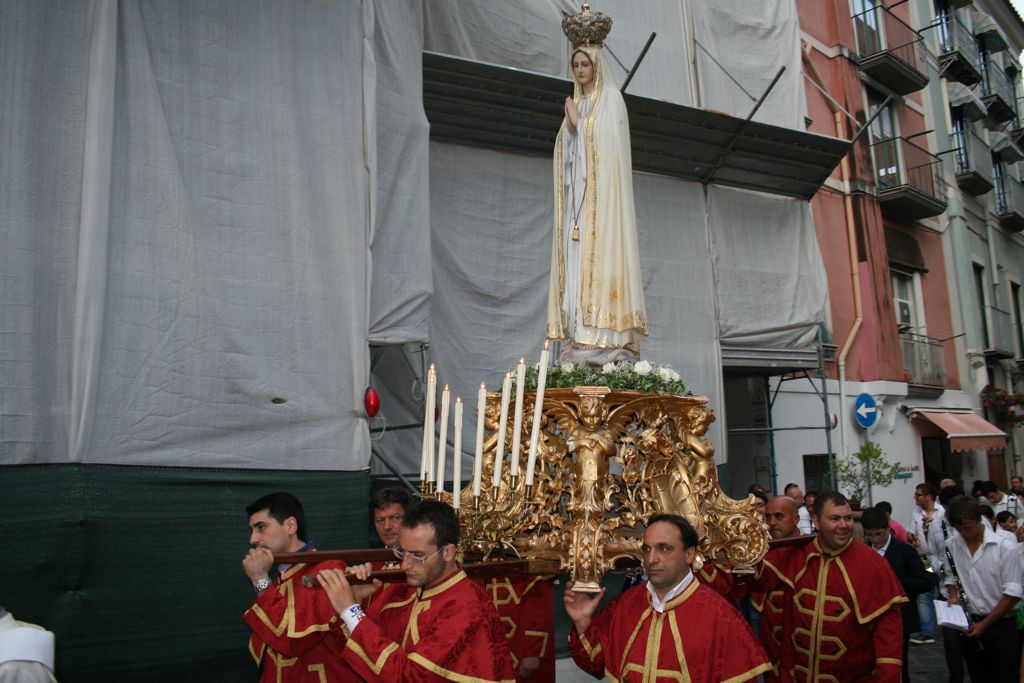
[569,97,588,242]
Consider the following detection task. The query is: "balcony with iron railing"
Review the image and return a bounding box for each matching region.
[950,127,994,195]
[996,174,1024,232]
[872,136,947,219]
[899,332,946,387]
[985,304,1016,358]
[936,11,981,86]
[853,4,929,94]
[981,64,1018,123]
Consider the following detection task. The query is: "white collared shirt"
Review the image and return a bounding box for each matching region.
[910,502,946,570]
[990,493,1024,524]
[944,526,1023,614]
[872,535,892,557]
[646,570,695,613]
[797,506,813,534]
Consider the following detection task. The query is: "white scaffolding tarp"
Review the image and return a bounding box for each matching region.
[2,0,428,469]
[3,0,825,474]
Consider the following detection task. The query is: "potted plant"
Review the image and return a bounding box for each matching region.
[980,385,1023,429]
[834,440,900,508]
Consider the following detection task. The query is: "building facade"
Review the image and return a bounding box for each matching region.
[755,0,1023,524]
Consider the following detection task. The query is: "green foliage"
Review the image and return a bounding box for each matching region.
[980,385,1024,428]
[521,360,689,396]
[835,440,901,503]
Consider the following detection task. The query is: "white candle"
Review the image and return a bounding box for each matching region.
[436,385,450,493]
[525,341,550,486]
[452,398,463,509]
[492,372,513,487]
[422,365,436,483]
[510,358,527,477]
[473,383,486,497]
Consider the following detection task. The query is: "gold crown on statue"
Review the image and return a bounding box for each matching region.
[561,3,612,48]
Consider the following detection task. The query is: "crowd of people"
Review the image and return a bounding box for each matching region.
[240,477,1024,682]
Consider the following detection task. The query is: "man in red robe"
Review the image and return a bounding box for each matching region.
[241,492,358,682]
[485,576,555,682]
[317,499,515,682]
[753,494,803,682]
[364,487,411,611]
[757,491,907,682]
[564,513,771,682]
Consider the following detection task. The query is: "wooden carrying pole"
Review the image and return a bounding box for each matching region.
[298,558,562,588]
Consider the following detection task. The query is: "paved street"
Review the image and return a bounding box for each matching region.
[907,628,971,682]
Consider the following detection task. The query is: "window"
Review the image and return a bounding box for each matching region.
[995,154,1008,213]
[1012,281,1024,357]
[951,110,968,173]
[974,262,991,348]
[802,454,832,495]
[867,88,898,187]
[892,269,917,331]
[853,0,882,55]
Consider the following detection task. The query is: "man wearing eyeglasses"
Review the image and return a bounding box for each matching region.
[317,500,514,682]
[907,482,944,646]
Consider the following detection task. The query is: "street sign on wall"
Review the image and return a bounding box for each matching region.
[854,393,878,429]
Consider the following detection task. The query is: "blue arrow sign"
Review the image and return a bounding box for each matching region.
[854,393,878,429]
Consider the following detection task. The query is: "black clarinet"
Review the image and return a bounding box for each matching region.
[940,520,983,647]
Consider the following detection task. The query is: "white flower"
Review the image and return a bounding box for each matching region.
[633,360,652,376]
[668,369,680,382]
[601,362,617,374]
[560,362,575,373]
[658,367,673,382]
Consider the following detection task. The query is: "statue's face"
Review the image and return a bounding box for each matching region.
[572,51,594,89]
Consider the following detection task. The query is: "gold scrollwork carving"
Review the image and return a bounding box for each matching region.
[450,387,768,589]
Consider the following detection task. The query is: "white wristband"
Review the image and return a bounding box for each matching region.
[341,604,367,632]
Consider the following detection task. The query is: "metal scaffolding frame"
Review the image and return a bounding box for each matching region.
[724,332,836,494]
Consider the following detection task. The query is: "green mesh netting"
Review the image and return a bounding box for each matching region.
[1,464,369,682]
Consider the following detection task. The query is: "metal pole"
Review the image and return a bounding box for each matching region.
[620,32,657,95]
[370,448,419,493]
[819,327,837,491]
[766,375,779,495]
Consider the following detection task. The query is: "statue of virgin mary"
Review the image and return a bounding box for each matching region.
[546,5,648,364]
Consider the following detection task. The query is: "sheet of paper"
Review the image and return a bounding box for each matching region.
[933,599,969,632]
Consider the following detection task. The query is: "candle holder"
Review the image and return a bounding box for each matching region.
[453,387,768,590]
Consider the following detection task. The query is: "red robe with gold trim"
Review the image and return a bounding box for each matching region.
[569,579,771,683]
[243,559,357,682]
[758,538,907,683]
[485,576,555,683]
[750,586,786,682]
[337,568,515,682]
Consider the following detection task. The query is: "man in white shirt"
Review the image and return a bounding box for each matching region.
[980,480,1023,524]
[784,483,813,535]
[0,607,56,683]
[942,495,1023,682]
[907,482,944,644]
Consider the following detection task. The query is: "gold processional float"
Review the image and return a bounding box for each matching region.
[283,3,772,587]
[415,344,770,592]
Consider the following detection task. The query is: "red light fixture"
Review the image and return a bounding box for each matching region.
[364,386,380,417]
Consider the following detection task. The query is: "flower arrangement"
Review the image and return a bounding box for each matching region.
[981,385,1024,428]
[522,360,689,395]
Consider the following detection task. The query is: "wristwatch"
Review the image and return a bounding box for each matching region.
[253,577,272,594]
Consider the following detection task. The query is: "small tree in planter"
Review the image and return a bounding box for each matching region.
[834,440,900,507]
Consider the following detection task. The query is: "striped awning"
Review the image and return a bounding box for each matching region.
[910,410,1006,452]
[992,131,1024,162]
[947,82,987,122]
[973,11,1009,52]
